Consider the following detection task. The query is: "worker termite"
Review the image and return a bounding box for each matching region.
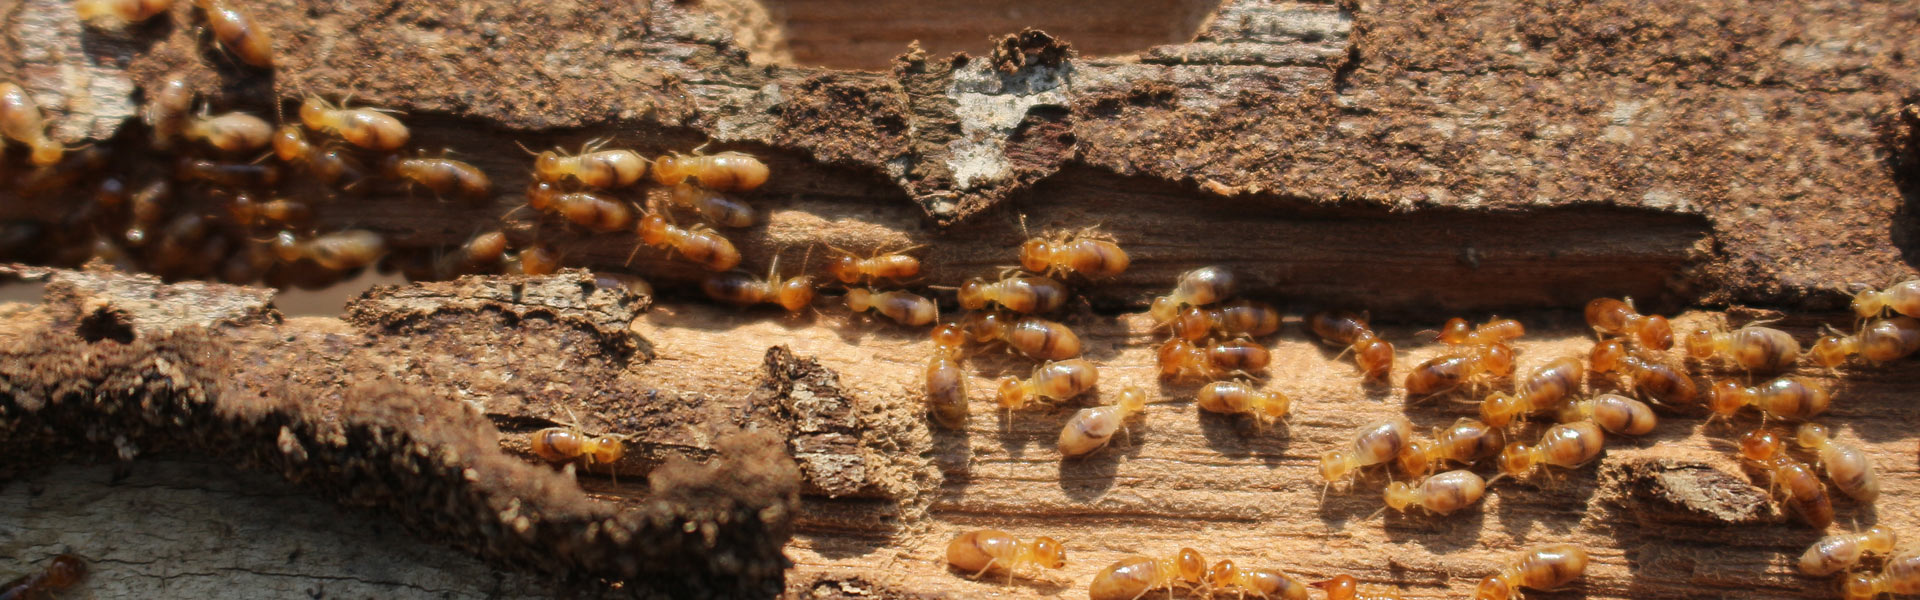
[1320,416,1414,489]
[272,125,365,185]
[300,96,407,151]
[1058,386,1148,457]
[927,324,971,428]
[1207,559,1311,600]
[651,149,769,192]
[1684,323,1802,373]
[1312,574,1404,600]
[533,140,647,188]
[1585,297,1673,349]
[1195,380,1290,429]
[1438,317,1526,347]
[143,77,193,148]
[1478,356,1585,427]
[223,193,311,228]
[1471,544,1589,600]
[1020,229,1129,279]
[1589,340,1698,406]
[302,230,388,271]
[1558,394,1657,436]
[1843,553,1920,600]
[1309,310,1394,381]
[990,313,1082,361]
[1396,417,1505,478]
[946,530,1066,584]
[829,246,922,284]
[1810,316,1920,367]
[176,158,279,188]
[1496,421,1605,481]
[1737,428,1834,527]
[1165,338,1272,379]
[507,243,562,275]
[1801,525,1896,576]
[1795,422,1879,503]
[383,155,491,201]
[1404,343,1514,398]
[668,183,756,228]
[432,230,509,278]
[997,358,1098,411]
[633,213,740,271]
[530,425,625,469]
[958,274,1068,314]
[1172,298,1282,341]
[77,0,171,29]
[194,0,273,67]
[526,182,632,232]
[1150,266,1236,322]
[1850,279,1920,320]
[1384,469,1487,515]
[183,110,273,153]
[0,554,87,599]
[0,81,64,166]
[1087,549,1211,600]
[846,288,937,326]
[1704,376,1832,422]
[702,260,816,312]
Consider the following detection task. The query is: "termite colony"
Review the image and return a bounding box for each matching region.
[4,5,1918,599]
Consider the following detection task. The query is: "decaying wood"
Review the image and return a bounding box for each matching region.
[2,0,1920,597]
[5,264,1919,599]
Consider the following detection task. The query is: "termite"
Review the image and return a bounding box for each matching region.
[1320,416,1414,489]
[996,358,1098,411]
[1396,417,1504,478]
[945,530,1065,584]
[1309,310,1394,381]
[668,183,756,228]
[533,140,647,188]
[1584,297,1673,349]
[1194,380,1290,429]
[0,82,64,166]
[1150,266,1235,322]
[1738,428,1834,528]
[846,288,937,326]
[183,110,273,153]
[1801,525,1896,576]
[300,96,407,151]
[958,274,1068,314]
[1470,544,1589,600]
[1684,323,1802,373]
[651,149,769,192]
[1059,386,1149,457]
[1794,422,1878,503]
[1496,421,1605,481]
[194,0,273,67]
[633,213,740,271]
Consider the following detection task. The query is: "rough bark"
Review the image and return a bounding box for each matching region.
[1,0,1919,598]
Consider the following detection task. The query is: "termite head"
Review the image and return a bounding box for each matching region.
[957,277,989,309]
[1031,536,1067,569]
[995,376,1028,409]
[1497,442,1535,476]
[1018,239,1052,273]
[1739,429,1783,462]
[1383,481,1416,511]
[1589,340,1627,373]
[1319,449,1354,482]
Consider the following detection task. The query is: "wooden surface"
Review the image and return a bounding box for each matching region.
[1,0,1919,597]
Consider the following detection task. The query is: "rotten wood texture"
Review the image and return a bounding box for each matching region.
[1,0,1919,598]
[6,265,1919,599]
[0,0,1912,317]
